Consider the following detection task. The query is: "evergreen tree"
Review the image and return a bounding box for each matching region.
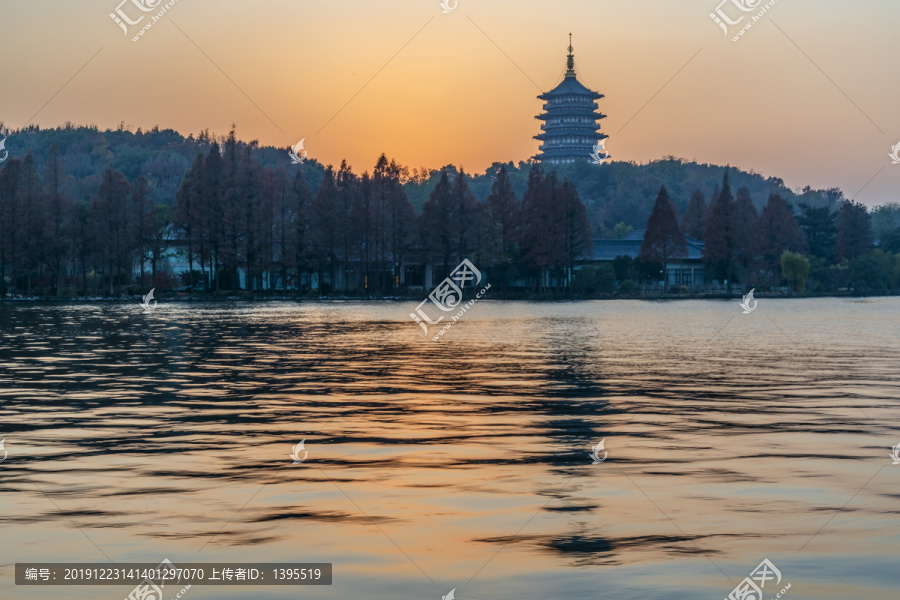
[131,175,153,287]
[310,167,340,293]
[0,158,22,292]
[418,169,455,275]
[681,189,706,240]
[733,186,758,267]
[640,185,687,287]
[92,168,131,295]
[703,171,738,288]
[558,178,592,289]
[43,144,71,295]
[202,142,224,290]
[485,165,520,290]
[753,193,807,277]
[835,200,873,262]
[519,164,552,290]
[798,204,837,260]
[290,170,313,288]
[386,159,416,291]
[18,153,45,294]
[175,152,204,290]
[452,168,479,266]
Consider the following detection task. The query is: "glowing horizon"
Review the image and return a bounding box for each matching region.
[1,0,898,205]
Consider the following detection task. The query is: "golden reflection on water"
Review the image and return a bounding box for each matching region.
[0,298,899,599]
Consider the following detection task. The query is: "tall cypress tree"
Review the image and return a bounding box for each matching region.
[753,193,807,275]
[640,185,686,288]
[703,171,737,288]
[485,165,520,291]
[835,201,873,262]
[681,189,706,241]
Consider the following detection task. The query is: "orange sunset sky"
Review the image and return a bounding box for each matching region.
[1,0,898,206]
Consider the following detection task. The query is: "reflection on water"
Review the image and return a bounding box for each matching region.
[1,299,899,599]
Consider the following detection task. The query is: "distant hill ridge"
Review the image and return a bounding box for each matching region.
[0,123,847,236]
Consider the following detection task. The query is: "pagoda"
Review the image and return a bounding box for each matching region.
[533,35,608,165]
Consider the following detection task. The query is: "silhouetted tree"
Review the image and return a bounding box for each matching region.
[753,193,807,276]
[640,185,687,287]
[0,158,22,292]
[703,171,738,288]
[92,168,131,295]
[798,204,837,260]
[485,165,520,290]
[131,175,153,287]
[681,189,706,240]
[43,144,71,295]
[733,186,758,268]
[835,200,873,262]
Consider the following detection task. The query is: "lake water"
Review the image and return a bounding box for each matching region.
[1,298,899,600]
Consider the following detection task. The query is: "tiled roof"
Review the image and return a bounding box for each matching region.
[591,229,704,261]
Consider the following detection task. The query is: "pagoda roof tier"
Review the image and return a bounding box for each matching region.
[538,76,602,100]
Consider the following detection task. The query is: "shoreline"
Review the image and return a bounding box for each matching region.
[1,291,896,304]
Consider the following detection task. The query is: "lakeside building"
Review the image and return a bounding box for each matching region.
[590,230,706,287]
[533,35,608,165]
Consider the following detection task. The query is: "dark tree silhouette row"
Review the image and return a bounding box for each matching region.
[637,171,897,293]
[0,136,592,296]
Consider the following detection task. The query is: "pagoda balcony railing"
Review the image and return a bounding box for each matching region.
[543,101,599,110]
[541,123,601,130]
[537,142,599,151]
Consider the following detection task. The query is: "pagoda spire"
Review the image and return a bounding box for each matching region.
[565,33,575,78]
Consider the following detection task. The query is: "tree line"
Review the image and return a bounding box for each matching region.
[634,171,900,294]
[2,125,898,297]
[0,135,593,296]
